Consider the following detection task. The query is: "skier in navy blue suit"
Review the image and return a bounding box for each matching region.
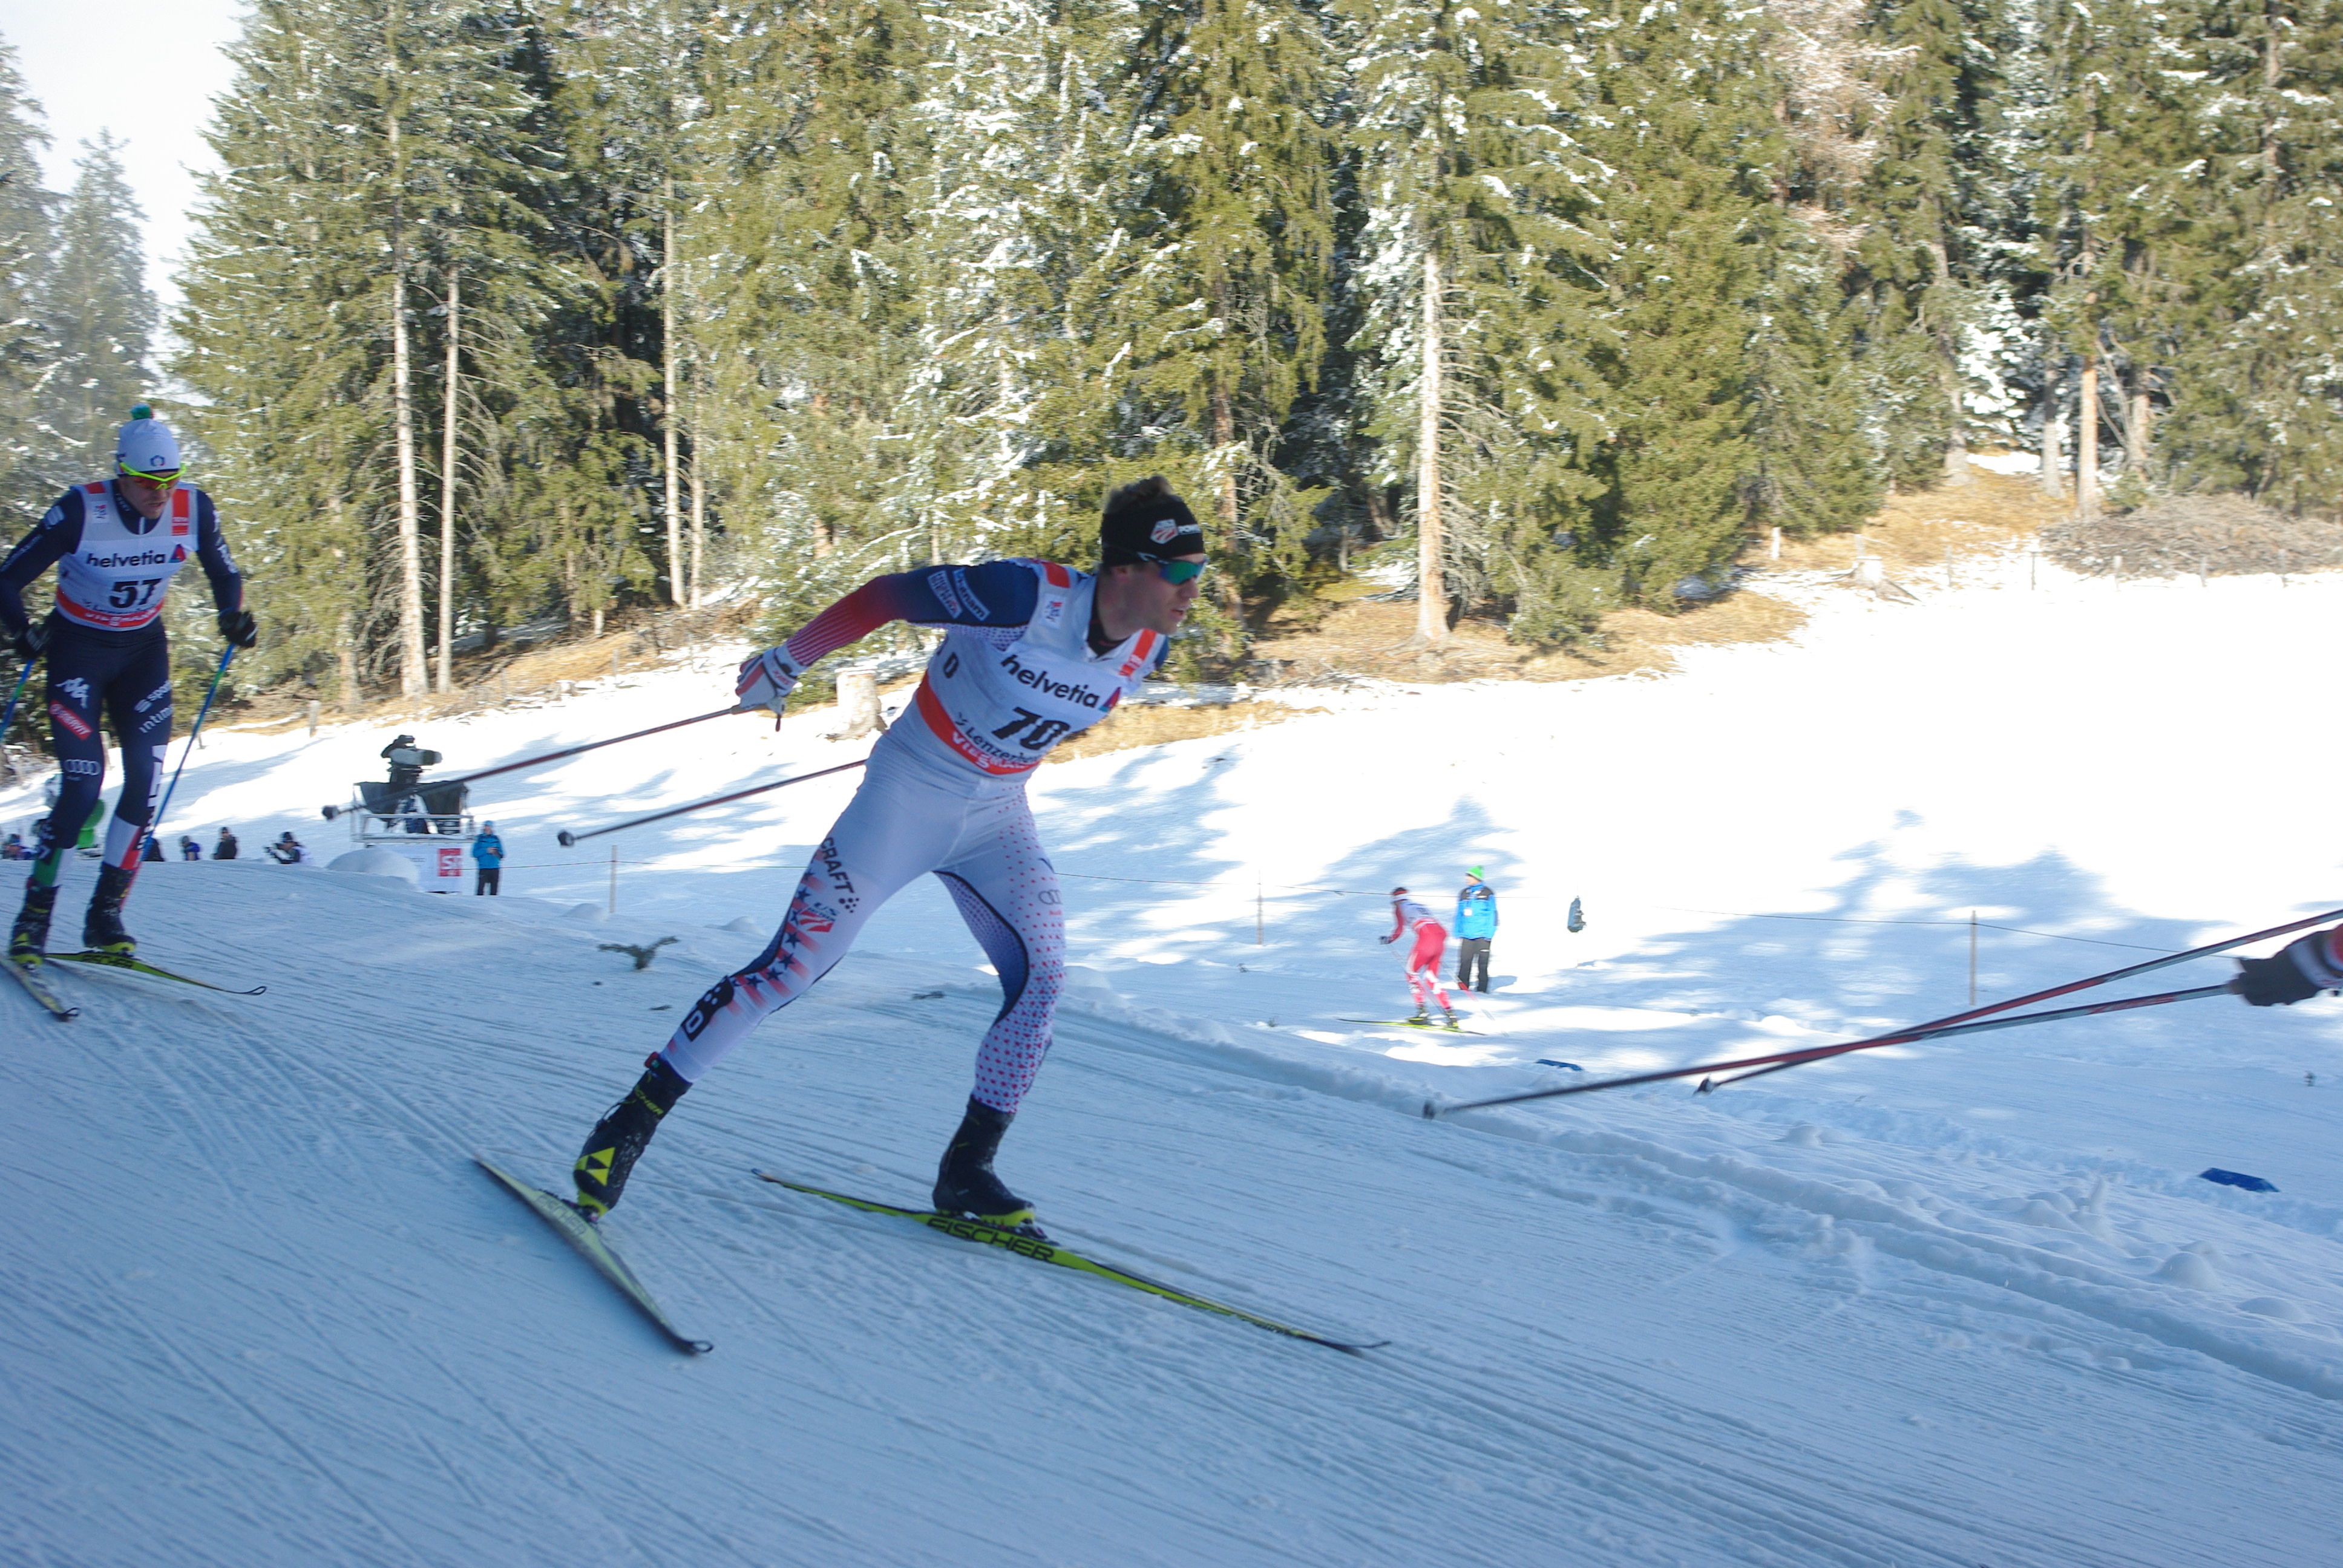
[1,408,255,963]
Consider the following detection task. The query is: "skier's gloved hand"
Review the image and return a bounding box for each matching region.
[11,620,47,663]
[216,607,258,648]
[2232,927,2343,1007]
[1378,933,1396,945]
[735,645,804,726]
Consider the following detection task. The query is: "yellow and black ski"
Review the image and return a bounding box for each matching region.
[477,1155,712,1355]
[753,1170,1383,1355]
[4,956,78,1020]
[51,950,266,995]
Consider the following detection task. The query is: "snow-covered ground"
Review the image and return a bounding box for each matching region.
[6,558,2342,1566]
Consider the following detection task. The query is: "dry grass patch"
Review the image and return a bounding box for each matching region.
[1044,700,1324,763]
[1247,584,1807,686]
[1765,462,2065,581]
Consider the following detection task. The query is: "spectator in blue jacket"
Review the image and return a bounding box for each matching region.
[1455,867,1498,993]
[472,822,506,895]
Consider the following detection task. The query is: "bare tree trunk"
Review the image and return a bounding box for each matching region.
[1211,276,1240,529]
[435,267,460,693]
[2077,352,2100,520]
[332,489,358,710]
[1415,249,1446,645]
[2038,362,2063,497]
[662,200,684,607]
[1941,373,1972,485]
[688,420,706,609]
[386,60,428,699]
[1927,230,1971,486]
[2130,384,2153,477]
[1212,379,1239,526]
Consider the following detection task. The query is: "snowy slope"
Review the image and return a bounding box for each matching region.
[5,558,2343,1567]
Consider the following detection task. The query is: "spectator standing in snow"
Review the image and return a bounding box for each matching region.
[1454,867,1497,993]
[214,826,238,860]
[471,821,505,895]
[1381,887,1459,1028]
[266,831,305,864]
[179,835,200,861]
[1,832,22,860]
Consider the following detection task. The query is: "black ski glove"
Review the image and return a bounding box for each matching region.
[11,620,47,663]
[217,607,258,648]
[2232,930,2343,1006]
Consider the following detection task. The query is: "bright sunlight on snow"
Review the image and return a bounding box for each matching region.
[5,555,2342,1566]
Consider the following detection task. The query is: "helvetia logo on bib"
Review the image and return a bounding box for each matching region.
[171,544,186,562]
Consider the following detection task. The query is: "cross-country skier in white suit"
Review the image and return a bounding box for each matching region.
[570,477,1208,1229]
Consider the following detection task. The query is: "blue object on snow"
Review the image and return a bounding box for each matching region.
[1536,1059,1584,1072]
[2200,1168,2278,1193]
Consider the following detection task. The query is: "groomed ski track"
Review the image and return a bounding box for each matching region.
[6,554,2343,1566]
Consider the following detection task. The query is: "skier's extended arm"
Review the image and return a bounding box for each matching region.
[1381,903,1405,945]
[736,563,1043,714]
[192,492,254,646]
[0,491,84,653]
[2233,926,2343,1006]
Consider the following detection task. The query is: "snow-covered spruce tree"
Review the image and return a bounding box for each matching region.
[1737,0,1887,537]
[1060,0,1341,670]
[2146,0,2343,511]
[41,135,156,480]
[176,0,389,705]
[1841,0,2018,491]
[1568,0,1874,612]
[410,10,592,680]
[2024,0,2206,518]
[905,1,1144,569]
[689,1,936,649]
[177,0,554,700]
[546,0,718,615]
[0,39,58,516]
[1339,0,1608,648]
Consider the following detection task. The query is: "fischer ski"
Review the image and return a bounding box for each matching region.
[3,957,79,1020]
[754,1170,1384,1355]
[1340,1018,1484,1036]
[50,951,266,995]
[477,1156,712,1355]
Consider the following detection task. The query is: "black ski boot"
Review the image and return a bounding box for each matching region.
[932,1097,1035,1230]
[572,1056,691,1217]
[9,882,57,965]
[81,864,136,956]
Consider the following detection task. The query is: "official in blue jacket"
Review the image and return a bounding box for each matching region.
[472,822,506,896]
[1455,867,1498,993]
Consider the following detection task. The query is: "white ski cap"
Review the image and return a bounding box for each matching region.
[115,404,183,479]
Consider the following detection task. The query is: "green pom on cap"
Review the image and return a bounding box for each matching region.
[128,403,152,420]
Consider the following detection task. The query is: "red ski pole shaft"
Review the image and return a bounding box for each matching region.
[555,757,868,846]
[1697,982,2233,1093]
[431,705,749,792]
[1426,905,2343,1118]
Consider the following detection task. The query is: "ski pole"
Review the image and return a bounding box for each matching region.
[129,644,236,883]
[1700,982,2233,1092]
[1424,904,2343,1118]
[0,655,36,759]
[321,704,752,817]
[555,757,868,847]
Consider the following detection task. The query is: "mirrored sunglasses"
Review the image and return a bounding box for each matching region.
[1136,554,1208,585]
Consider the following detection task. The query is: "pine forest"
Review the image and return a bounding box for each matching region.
[1,0,2339,705]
